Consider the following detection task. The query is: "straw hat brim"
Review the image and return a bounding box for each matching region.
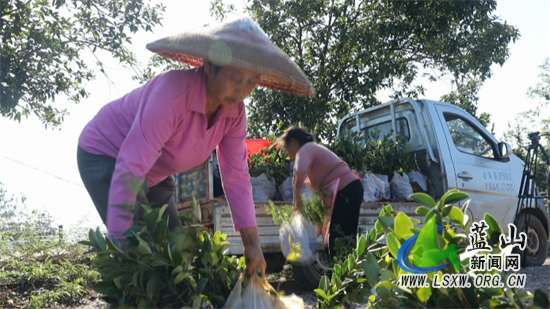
[146,27,316,97]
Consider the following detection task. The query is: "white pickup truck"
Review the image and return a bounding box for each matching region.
[337,98,549,263]
[176,98,549,288]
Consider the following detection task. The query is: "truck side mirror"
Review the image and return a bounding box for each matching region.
[498,142,513,159]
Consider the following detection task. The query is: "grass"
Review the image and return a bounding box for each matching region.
[0,224,101,309]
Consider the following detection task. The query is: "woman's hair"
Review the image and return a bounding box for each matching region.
[277,126,315,147]
[204,59,224,76]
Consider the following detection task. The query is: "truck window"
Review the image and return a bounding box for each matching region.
[364,118,410,141]
[444,114,494,158]
[340,117,356,134]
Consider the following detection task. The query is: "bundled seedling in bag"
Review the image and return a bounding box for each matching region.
[390,171,414,200]
[362,172,385,202]
[223,272,304,309]
[266,201,294,225]
[267,192,326,265]
[300,192,328,225]
[250,173,277,201]
[279,212,318,265]
[374,173,391,199]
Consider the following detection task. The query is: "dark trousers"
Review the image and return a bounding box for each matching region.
[327,179,364,260]
[76,146,182,230]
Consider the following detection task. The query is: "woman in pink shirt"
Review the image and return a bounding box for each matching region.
[77,18,314,277]
[278,127,364,260]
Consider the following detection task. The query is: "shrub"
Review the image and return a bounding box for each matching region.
[328,131,370,174]
[248,140,291,189]
[266,192,328,226]
[0,224,100,309]
[81,204,244,308]
[315,189,550,308]
[329,129,415,179]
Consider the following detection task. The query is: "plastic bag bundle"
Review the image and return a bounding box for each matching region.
[223,273,304,309]
[279,177,293,202]
[408,170,428,192]
[362,173,385,202]
[374,174,391,200]
[300,182,315,201]
[279,213,317,265]
[251,173,276,201]
[390,172,414,200]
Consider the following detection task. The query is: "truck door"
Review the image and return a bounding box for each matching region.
[435,105,516,227]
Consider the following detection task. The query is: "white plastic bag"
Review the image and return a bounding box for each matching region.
[250,173,276,201]
[279,213,317,265]
[279,177,293,202]
[408,170,428,192]
[300,182,315,201]
[375,174,391,200]
[390,172,414,200]
[223,273,304,309]
[362,173,384,202]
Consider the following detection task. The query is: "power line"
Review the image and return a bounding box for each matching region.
[1,156,84,188]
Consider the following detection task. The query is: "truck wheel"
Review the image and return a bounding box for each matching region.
[292,250,330,290]
[515,214,548,266]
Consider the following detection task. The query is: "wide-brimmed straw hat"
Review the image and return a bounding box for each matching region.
[146,17,315,97]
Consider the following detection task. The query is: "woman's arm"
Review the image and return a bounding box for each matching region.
[217,103,266,276]
[292,149,310,212]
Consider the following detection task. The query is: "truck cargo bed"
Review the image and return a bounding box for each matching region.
[213,200,422,255]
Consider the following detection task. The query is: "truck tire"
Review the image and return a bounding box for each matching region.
[292,251,330,290]
[515,214,548,266]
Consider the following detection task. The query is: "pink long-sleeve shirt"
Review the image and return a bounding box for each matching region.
[294,142,359,192]
[78,67,256,238]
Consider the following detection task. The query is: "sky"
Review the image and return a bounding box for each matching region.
[0,0,549,231]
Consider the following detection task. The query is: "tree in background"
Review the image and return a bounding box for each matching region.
[440,77,494,133]
[0,182,54,236]
[202,0,518,142]
[0,182,25,221]
[0,0,165,128]
[527,58,550,134]
[504,58,550,195]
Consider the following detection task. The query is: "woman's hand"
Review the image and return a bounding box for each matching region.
[239,227,266,277]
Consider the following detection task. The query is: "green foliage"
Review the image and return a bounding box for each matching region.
[1,0,165,128]
[315,189,550,308]
[327,131,370,174]
[0,223,100,308]
[363,129,416,179]
[330,226,360,265]
[204,0,518,143]
[528,58,550,115]
[0,182,58,251]
[266,192,327,226]
[1,256,99,309]
[504,117,549,197]
[301,193,328,225]
[0,182,25,220]
[248,141,291,188]
[504,57,550,197]
[265,201,294,225]
[440,76,494,131]
[132,54,190,85]
[81,204,244,308]
[328,129,415,179]
[315,230,389,308]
